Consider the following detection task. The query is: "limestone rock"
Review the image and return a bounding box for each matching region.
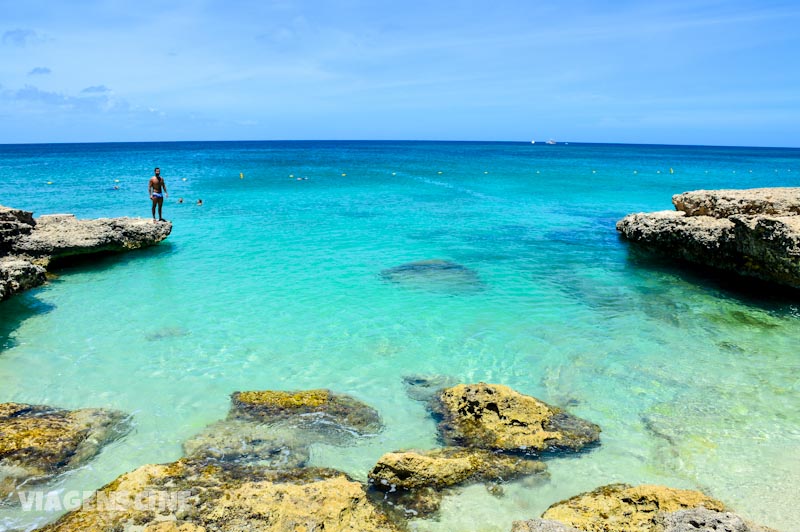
[658,507,779,532]
[616,188,800,289]
[0,402,130,499]
[14,214,172,266]
[230,389,383,437]
[511,519,582,532]
[673,188,800,217]
[430,383,601,453]
[369,447,546,490]
[0,257,46,301]
[36,460,401,532]
[0,205,172,301]
[540,484,726,532]
[0,206,36,255]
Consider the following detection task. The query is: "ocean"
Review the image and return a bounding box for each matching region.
[0,140,798,531]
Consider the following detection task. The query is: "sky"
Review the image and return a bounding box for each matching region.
[1,0,799,146]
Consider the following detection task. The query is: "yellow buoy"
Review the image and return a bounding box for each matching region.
[240,172,244,179]
[46,181,53,185]
[669,168,674,174]
[341,173,346,177]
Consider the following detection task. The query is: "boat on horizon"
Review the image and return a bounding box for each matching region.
[546,139,556,145]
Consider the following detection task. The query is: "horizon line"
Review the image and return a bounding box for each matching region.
[1,139,799,150]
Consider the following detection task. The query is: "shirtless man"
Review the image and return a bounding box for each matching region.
[148,167,168,221]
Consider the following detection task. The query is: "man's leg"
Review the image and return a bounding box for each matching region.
[158,198,164,220]
[152,199,157,220]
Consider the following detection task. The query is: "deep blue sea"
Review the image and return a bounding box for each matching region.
[1,141,799,531]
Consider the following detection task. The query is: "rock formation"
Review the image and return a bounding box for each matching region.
[185,389,382,466]
[429,383,601,453]
[616,188,800,289]
[368,447,547,517]
[0,205,172,301]
[36,459,401,532]
[0,402,130,499]
[513,483,779,532]
[540,483,725,531]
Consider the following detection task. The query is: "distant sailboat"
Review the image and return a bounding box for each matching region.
[546,139,556,145]
[531,139,536,144]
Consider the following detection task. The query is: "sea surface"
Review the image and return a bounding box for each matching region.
[0,141,798,531]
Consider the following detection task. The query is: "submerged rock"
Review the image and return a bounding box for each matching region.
[36,460,401,532]
[430,383,601,453]
[616,188,800,290]
[380,259,483,293]
[0,402,130,500]
[183,389,383,468]
[540,483,726,532]
[230,389,383,437]
[0,205,172,301]
[402,373,459,402]
[182,419,309,468]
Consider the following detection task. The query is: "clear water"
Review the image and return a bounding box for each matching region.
[0,141,798,531]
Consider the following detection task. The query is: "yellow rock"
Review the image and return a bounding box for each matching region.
[541,483,725,532]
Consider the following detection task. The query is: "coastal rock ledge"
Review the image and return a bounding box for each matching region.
[616,188,800,289]
[0,205,172,301]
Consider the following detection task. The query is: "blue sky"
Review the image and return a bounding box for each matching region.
[1,1,799,146]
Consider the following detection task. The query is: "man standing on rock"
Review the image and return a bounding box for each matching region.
[148,167,168,222]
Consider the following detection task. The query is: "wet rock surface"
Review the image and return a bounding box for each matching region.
[368,446,547,518]
[36,459,401,532]
[369,447,546,490]
[540,484,726,532]
[617,188,800,289]
[381,259,483,293]
[0,402,130,500]
[430,383,601,453]
[0,205,172,301]
[230,389,383,437]
[184,389,382,470]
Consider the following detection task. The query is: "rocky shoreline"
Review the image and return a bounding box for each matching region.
[616,188,800,290]
[0,382,778,531]
[0,205,172,301]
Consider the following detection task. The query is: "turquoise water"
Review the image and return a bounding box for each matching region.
[0,141,799,531]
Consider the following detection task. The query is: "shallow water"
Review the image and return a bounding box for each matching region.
[0,141,798,531]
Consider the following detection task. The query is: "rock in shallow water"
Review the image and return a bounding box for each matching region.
[183,389,383,468]
[230,389,383,437]
[541,483,726,532]
[380,259,483,293]
[0,402,130,500]
[616,188,800,290]
[402,373,459,402]
[369,447,547,490]
[36,460,401,532]
[430,383,601,453]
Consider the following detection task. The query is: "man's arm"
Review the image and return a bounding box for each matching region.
[148,178,154,197]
